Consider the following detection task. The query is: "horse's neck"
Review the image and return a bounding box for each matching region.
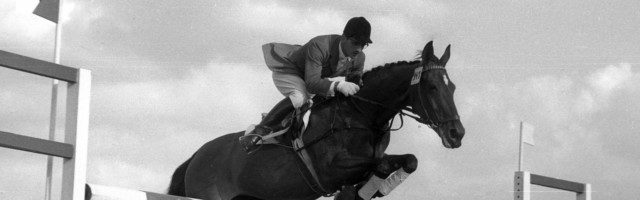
[359,99,399,128]
[356,85,410,126]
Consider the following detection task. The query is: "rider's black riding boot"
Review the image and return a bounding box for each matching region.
[239,97,295,154]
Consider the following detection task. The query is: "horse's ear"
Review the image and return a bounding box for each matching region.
[439,44,451,66]
[421,41,434,62]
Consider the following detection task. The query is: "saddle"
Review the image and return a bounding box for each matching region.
[241,99,334,195]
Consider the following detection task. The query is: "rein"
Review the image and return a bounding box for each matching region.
[351,95,426,131]
[299,65,457,151]
[351,95,406,131]
[290,64,460,151]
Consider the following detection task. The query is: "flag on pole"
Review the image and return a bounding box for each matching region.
[33,0,60,23]
[521,122,535,146]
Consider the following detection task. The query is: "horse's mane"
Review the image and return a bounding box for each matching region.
[362,60,421,82]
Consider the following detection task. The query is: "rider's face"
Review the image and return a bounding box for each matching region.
[342,38,368,58]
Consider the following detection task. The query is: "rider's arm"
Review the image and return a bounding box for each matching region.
[303,39,334,97]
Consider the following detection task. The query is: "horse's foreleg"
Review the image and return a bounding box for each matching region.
[375,154,418,175]
[357,154,418,200]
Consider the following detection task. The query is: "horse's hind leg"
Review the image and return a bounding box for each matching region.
[354,154,418,199]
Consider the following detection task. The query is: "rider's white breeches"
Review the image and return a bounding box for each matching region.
[288,91,307,109]
[272,72,310,109]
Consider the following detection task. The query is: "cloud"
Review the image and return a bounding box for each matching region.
[90,159,167,191]
[442,63,640,199]
[84,61,284,192]
[65,1,104,31]
[461,62,640,166]
[465,63,637,125]
[0,1,49,35]
[0,0,54,56]
[588,63,633,94]
[0,0,80,43]
[201,0,451,69]
[575,63,634,114]
[233,1,344,42]
[89,62,280,133]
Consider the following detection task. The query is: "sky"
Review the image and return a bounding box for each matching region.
[1,0,640,199]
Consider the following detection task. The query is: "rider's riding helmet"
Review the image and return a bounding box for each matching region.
[343,17,373,45]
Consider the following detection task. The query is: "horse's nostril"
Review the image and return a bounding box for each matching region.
[452,123,465,139]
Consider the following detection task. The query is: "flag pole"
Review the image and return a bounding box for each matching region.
[518,121,524,172]
[45,1,64,200]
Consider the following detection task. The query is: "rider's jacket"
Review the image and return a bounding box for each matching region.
[262,34,365,97]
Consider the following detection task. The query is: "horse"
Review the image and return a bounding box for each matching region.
[168,41,465,200]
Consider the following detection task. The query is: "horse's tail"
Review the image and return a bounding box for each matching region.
[168,155,193,196]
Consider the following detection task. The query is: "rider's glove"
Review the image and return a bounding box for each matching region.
[335,80,360,96]
[328,76,345,82]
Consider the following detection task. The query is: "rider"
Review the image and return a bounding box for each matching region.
[239,16,373,153]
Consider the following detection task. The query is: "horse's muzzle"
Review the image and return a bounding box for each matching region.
[440,120,465,149]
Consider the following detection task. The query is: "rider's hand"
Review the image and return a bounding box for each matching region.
[336,80,360,96]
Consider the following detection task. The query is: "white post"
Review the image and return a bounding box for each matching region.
[514,171,531,200]
[577,184,591,200]
[61,69,91,200]
[518,121,524,171]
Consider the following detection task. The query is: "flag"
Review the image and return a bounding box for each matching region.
[33,0,60,23]
[521,122,535,146]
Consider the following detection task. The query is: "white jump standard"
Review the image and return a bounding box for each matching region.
[514,171,591,200]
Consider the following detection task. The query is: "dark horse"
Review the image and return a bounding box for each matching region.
[168,41,465,200]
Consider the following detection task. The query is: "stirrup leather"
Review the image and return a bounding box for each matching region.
[241,124,291,145]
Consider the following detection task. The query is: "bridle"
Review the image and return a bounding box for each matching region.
[353,63,459,131]
[406,63,460,129]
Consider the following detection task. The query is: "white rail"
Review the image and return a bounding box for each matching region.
[515,171,591,200]
[85,184,200,200]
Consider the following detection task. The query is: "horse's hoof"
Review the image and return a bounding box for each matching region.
[335,185,359,200]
